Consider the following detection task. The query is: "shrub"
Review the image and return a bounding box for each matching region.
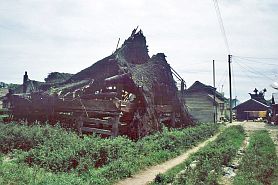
[233,130,278,185]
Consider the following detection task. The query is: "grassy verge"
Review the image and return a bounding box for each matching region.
[0,122,220,185]
[153,125,245,185]
[0,122,78,153]
[233,130,278,185]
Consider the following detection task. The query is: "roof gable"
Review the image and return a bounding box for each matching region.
[187,81,226,101]
[233,98,270,111]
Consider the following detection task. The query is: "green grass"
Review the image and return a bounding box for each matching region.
[0,122,220,185]
[152,125,245,185]
[233,130,278,185]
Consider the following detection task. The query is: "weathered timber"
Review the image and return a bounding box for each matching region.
[120,101,137,112]
[55,99,119,112]
[111,116,119,137]
[6,29,194,139]
[81,127,113,135]
[155,105,174,113]
[105,73,132,84]
[80,92,118,99]
[82,117,113,125]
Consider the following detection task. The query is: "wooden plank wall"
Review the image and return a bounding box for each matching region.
[184,92,214,123]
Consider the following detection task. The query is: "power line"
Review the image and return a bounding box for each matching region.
[233,55,278,60]
[233,56,278,66]
[233,59,275,81]
[212,0,231,54]
[217,68,228,90]
[235,57,278,74]
[231,62,237,99]
[233,60,259,86]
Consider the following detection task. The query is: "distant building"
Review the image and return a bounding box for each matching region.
[233,88,270,121]
[271,93,278,124]
[184,81,228,123]
[0,88,9,109]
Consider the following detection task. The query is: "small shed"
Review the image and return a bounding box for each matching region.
[233,98,270,121]
[184,81,227,123]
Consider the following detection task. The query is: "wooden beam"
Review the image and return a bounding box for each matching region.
[171,112,176,127]
[82,117,113,125]
[55,99,119,112]
[57,109,121,116]
[155,105,173,113]
[105,73,131,84]
[112,116,119,137]
[81,127,113,135]
[160,117,171,122]
[80,92,118,99]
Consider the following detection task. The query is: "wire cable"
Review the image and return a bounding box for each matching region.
[212,0,231,54]
[233,55,278,60]
[231,62,237,100]
[235,58,277,81]
[233,59,259,86]
[233,56,278,66]
[217,68,228,91]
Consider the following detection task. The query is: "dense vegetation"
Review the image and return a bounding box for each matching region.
[233,130,278,185]
[153,125,245,184]
[0,122,219,185]
[44,72,73,83]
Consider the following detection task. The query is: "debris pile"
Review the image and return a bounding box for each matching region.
[6,29,193,138]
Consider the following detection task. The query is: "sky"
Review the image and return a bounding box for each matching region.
[0,0,277,102]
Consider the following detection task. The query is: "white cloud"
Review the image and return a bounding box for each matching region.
[0,0,277,101]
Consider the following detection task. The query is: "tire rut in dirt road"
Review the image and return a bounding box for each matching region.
[218,121,278,185]
[115,131,222,185]
[218,132,250,185]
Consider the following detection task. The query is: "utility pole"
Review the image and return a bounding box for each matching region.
[228,55,232,123]
[213,60,217,123]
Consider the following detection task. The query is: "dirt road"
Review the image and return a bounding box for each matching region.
[115,131,222,185]
[115,122,278,185]
[240,121,278,155]
[219,121,278,185]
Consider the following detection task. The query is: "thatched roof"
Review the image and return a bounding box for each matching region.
[58,30,177,98]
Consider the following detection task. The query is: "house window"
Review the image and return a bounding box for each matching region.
[219,103,224,110]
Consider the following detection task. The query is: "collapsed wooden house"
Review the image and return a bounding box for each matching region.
[6,29,193,138]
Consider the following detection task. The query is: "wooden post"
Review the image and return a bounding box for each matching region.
[213,60,217,123]
[228,55,232,123]
[112,116,119,137]
[171,112,176,127]
[23,71,28,93]
[77,116,84,135]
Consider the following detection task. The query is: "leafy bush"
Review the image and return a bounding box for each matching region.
[0,161,84,185]
[0,123,71,153]
[233,130,278,185]
[0,122,219,184]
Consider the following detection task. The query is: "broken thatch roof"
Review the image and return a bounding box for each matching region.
[58,29,177,98]
[44,72,73,83]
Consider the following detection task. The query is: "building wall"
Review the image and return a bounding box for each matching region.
[185,91,215,123]
[0,88,9,110]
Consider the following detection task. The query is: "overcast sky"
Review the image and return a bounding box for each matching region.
[0,0,277,101]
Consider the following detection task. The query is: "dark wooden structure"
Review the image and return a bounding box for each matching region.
[270,93,278,125]
[5,29,193,139]
[233,89,270,121]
